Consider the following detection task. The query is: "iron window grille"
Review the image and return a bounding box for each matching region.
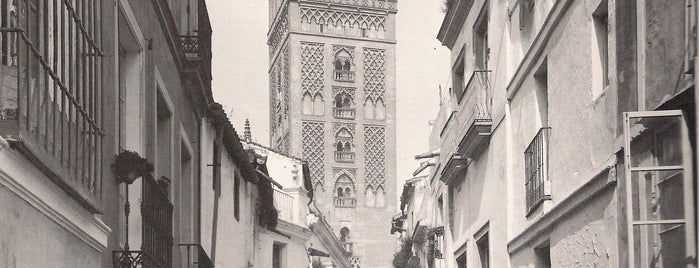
[524,127,551,214]
[0,0,104,210]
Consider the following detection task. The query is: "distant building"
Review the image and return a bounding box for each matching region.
[267,0,399,267]
[396,0,698,267]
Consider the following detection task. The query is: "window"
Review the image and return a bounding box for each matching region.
[453,46,466,100]
[591,0,609,98]
[273,243,284,268]
[333,49,354,82]
[0,0,103,202]
[334,126,355,163]
[456,252,467,268]
[624,111,695,267]
[476,232,489,268]
[334,173,356,208]
[212,141,221,192]
[474,4,489,70]
[156,90,173,181]
[333,88,355,119]
[302,93,324,116]
[519,0,534,31]
[525,127,551,213]
[535,243,551,268]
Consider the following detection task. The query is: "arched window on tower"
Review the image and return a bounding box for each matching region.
[340,227,353,255]
[335,128,354,163]
[334,174,356,208]
[333,90,355,119]
[333,49,354,82]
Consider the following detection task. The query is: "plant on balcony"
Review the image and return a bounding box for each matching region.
[112,150,153,184]
[257,179,279,229]
[392,236,413,268]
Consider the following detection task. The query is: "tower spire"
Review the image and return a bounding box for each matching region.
[244,119,252,142]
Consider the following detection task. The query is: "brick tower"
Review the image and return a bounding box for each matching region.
[267,0,398,267]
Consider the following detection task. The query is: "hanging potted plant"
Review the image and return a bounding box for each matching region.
[112,150,153,184]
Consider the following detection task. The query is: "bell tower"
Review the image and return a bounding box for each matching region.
[268,0,398,267]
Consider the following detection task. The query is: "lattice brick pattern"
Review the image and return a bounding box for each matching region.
[363,48,386,103]
[269,7,289,60]
[349,257,361,268]
[364,125,386,192]
[302,121,326,190]
[301,42,325,97]
[301,7,386,31]
[281,44,290,122]
[270,66,279,136]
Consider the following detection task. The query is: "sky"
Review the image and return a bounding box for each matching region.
[207,0,450,197]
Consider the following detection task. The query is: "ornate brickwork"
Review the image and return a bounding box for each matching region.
[282,45,290,120]
[302,121,326,190]
[333,168,357,188]
[349,257,361,268]
[301,42,325,97]
[334,122,355,137]
[305,0,397,10]
[276,133,290,155]
[300,7,386,32]
[270,66,279,137]
[333,86,355,100]
[363,48,386,103]
[269,7,289,59]
[333,45,355,59]
[364,125,385,192]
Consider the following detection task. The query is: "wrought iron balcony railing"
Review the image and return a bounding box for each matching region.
[273,187,294,222]
[335,151,355,162]
[334,197,357,208]
[333,107,356,119]
[458,70,491,121]
[334,70,355,82]
[112,174,172,268]
[142,173,173,268]
[179,0,213,91]
[178,244,213,268]
[113,249,164,268]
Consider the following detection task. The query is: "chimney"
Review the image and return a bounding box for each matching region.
[244,119,252,142]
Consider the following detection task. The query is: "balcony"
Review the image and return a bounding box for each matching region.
[334,70,355,82]
[334,196,357,208]
[440,153,470,185]
[335,151,355,163]
[306,0,397,10]
[341,241,354,255]
[273,187,294,222]
[178,244,213,268]
[179,0,212,91]
[0,27,103,212]
[113,174,173,268]
[456,70,492,158]
[334,107,356,119]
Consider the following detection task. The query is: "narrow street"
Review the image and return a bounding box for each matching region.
[0,0,697,268]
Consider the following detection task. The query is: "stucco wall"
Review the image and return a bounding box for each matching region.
[255,229,311,268]
[509,188,619,267]
[0,185,101,268]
